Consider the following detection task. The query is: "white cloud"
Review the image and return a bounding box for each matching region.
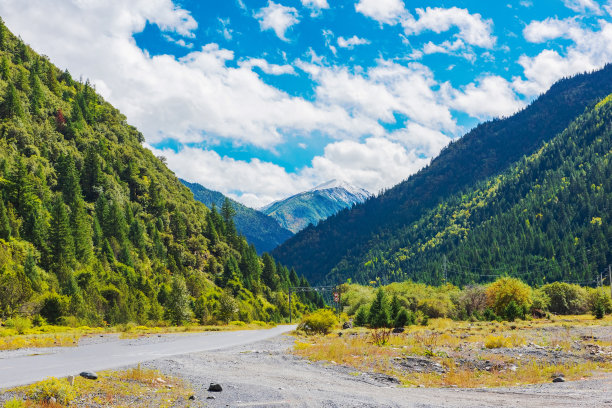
[563,0,603,14]
[402,7,496,48]
[337,35,370,49]
[239,58,296,75]
[355,0,406,25]
[447,75,524,119]
[523,17,581,42]
[515,18,612,96]
[301,0,329,16]
[254,1,300,41]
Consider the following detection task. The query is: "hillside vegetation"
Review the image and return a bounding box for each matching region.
[274,65,612,286]
[0,19,319,327]
[181,179,293,254]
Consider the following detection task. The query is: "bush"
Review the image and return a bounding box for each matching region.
[530,289,551,315]
[3,398,25,408]
[484,335,511,349]
[393,307,412,328]
[486,277,532,318]
[4,316,31,334]
[27,377,75,405]
[503,300,524,321]
[369,288,391,328]
[298,309,337,335]
[40,293,67,325]
[541,282,587,315]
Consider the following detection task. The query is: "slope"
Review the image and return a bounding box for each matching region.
[344,93,612,287]
[273,64,612,285]
[181,179,293,254]
[0,19,317,326]
[262,180,371,233]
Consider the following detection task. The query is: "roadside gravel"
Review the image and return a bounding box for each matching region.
[143,334,612,408]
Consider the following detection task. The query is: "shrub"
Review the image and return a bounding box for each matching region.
[503,300,524,321]
[393,307,412,328]
[486,277,532,318]
[3,398,25,408]
[530,288,551,315]
[484,335,510,349]
[541,282,587,315]
[298,309,337,335]
[40,293,67,325]
[589,291,609,319]
[4,316,31,334]
[27,377,76,405]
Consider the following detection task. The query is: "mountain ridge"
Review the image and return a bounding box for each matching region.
[273,64,612,285]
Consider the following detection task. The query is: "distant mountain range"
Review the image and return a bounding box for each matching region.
[261,179,372,233]
[273,64,612,286]
[180,179,292,254]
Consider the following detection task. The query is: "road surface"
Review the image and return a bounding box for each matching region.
[0,325,296,389]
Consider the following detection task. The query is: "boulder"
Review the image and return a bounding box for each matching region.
[392,327,405,334]
[552,377,565,383]
[79,371,98,380]
[342,321,352,329]
[208,383,223,392]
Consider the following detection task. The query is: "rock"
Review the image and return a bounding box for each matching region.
[508,365,517,372]
[67,375,75,386]
[79,371,98,380]
[392,327,405,334]
[342,321,352,329]
[207,395,215,400]
[208,383,223,392]
[155,377,166,384]
[338,332,343,337]
[48,397,57,404]
[552,377,565,383]
[188,395,196,400]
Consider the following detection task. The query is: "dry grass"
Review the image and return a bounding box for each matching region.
[4,366,193,407]
[294,315,612,388]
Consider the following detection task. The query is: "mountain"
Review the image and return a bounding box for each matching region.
[180,179,293,254]
[273,64,612,285]
[261,179,372,234]
[0,20,320,326]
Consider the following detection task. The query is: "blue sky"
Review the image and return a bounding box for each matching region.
[2,0,612,207]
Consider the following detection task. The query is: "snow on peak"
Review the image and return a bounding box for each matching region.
[311,179,369,195]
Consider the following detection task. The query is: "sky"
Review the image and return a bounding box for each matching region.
[2,0,612,208]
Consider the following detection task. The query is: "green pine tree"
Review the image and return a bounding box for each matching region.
[49,194,75,271]
[0,198,11,240]
[1,83,24,118]
[369,288,391,328]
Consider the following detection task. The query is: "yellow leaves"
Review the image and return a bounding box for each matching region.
[590,217,602,226]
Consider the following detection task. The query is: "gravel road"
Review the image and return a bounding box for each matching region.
[143,334,612,408]
[0,325,295,389]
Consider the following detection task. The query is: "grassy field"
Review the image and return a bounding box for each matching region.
[294,315,612,388]
[0,320,275,351]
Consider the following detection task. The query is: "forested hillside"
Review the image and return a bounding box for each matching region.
[0,20,319,326]
[274,64,612,285]
[325,94,612,286]
[181,179,293,254]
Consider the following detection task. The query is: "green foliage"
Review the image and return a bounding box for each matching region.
[298,309,337,334]
[393,307,412,328]
[0,25,311,327]
[485,277,532,318]
[4,316,32,334]
[541,282,588,315]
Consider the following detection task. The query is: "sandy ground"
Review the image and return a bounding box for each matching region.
[142,334,612,408]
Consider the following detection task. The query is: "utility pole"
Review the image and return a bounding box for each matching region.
[288,288,292,324]
[443,255,447,284]
[609,264,611,300]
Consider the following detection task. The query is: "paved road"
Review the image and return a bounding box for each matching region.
[0,325,296,389]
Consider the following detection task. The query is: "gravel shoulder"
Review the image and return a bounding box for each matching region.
[143,334,612,408]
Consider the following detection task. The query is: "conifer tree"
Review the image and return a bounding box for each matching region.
[390,294,401,321]
[71,197,93,263]
[29,72,44,116]
[369,288,391,328]
[0,198,11,240]
[1,83,23,118]
[49,194,75,272]
[261,253,279,291]
[0,56,9,81]
[166,275,192,325]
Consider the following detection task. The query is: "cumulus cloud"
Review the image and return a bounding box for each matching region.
[402,7,496,48]
[563,0,603,14]
[254,1,300,41]
[337,35,370,49]
[447,75,524,119]
[516,18,612,96]
[355,0,407,25]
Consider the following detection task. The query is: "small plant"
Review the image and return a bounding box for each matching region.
[298,309,337,335]
[354,305,369,327]
[26,377,76,405]
[484,335,510,349]
[370,328,392,346]
[593,297,605,319]
[3,398,26,408]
